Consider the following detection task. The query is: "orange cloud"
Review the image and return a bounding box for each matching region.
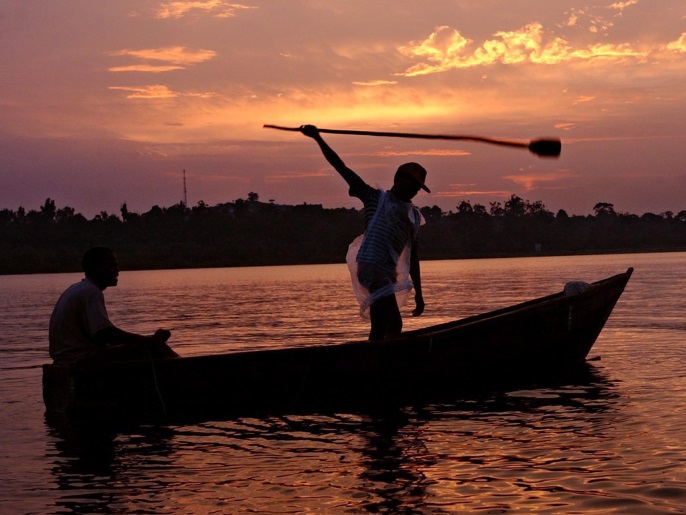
[609,0,638,12]
[376,149,471,157]
[399,23,648,76]
[435,190,511,198]
[266,171,330,183]
[503,171,580,191]
[108,85,216,99]
[155,1,257,19]
[560,5,630,35]
[569,43,645,60]
[352,80,398,87]
[109,65,185,73]
[108,85,178,99]
[666,33,686,53]
[110,46,216,65]
[573,95,596,104]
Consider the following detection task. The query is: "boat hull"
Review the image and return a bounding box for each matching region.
[43,268,633,418]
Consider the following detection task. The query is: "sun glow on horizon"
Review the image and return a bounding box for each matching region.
[2,1,686,216]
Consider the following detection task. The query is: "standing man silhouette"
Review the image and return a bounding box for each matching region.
[300,125,429,339]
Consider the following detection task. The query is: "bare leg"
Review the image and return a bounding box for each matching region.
[369,295,402,340]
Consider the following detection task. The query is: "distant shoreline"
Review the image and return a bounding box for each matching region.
[2,197,685,275]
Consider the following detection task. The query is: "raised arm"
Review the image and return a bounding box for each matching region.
[300,125,365,191]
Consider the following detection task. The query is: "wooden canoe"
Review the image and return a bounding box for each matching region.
[43,268,633,418]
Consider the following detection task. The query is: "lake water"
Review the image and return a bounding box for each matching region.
[1,253,685,514]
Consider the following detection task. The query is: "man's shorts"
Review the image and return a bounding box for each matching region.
[357,262,397,294]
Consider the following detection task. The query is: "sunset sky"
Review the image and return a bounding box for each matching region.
[2,0,685,217]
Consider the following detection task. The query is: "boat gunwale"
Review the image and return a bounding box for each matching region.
[152,267,634,365]
[397,266,634,339]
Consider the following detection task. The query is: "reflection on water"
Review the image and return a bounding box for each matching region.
[41,364,637,514]
[2,252,686,513]
[45,420,178,514]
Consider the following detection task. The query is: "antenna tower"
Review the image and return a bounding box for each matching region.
[183,169,188,206]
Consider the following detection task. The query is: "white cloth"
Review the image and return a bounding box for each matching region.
[346,191,422,319]
[347,235,412,319]
[49,278,113,365]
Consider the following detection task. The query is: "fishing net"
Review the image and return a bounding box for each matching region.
[346,235,412,320]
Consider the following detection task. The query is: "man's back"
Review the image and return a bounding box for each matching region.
[49,278,112,365]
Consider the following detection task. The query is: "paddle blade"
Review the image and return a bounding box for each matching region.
[528,138,561,158]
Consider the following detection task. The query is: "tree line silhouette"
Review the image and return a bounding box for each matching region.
[2,194,685,274]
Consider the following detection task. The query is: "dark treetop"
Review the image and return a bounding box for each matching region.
[2,196,685,275]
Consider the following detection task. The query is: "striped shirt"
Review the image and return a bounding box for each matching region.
[351,183,421,273]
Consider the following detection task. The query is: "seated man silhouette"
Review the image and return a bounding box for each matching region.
[49,247,177,367]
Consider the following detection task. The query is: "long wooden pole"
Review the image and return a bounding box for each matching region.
[263,124,561,158]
